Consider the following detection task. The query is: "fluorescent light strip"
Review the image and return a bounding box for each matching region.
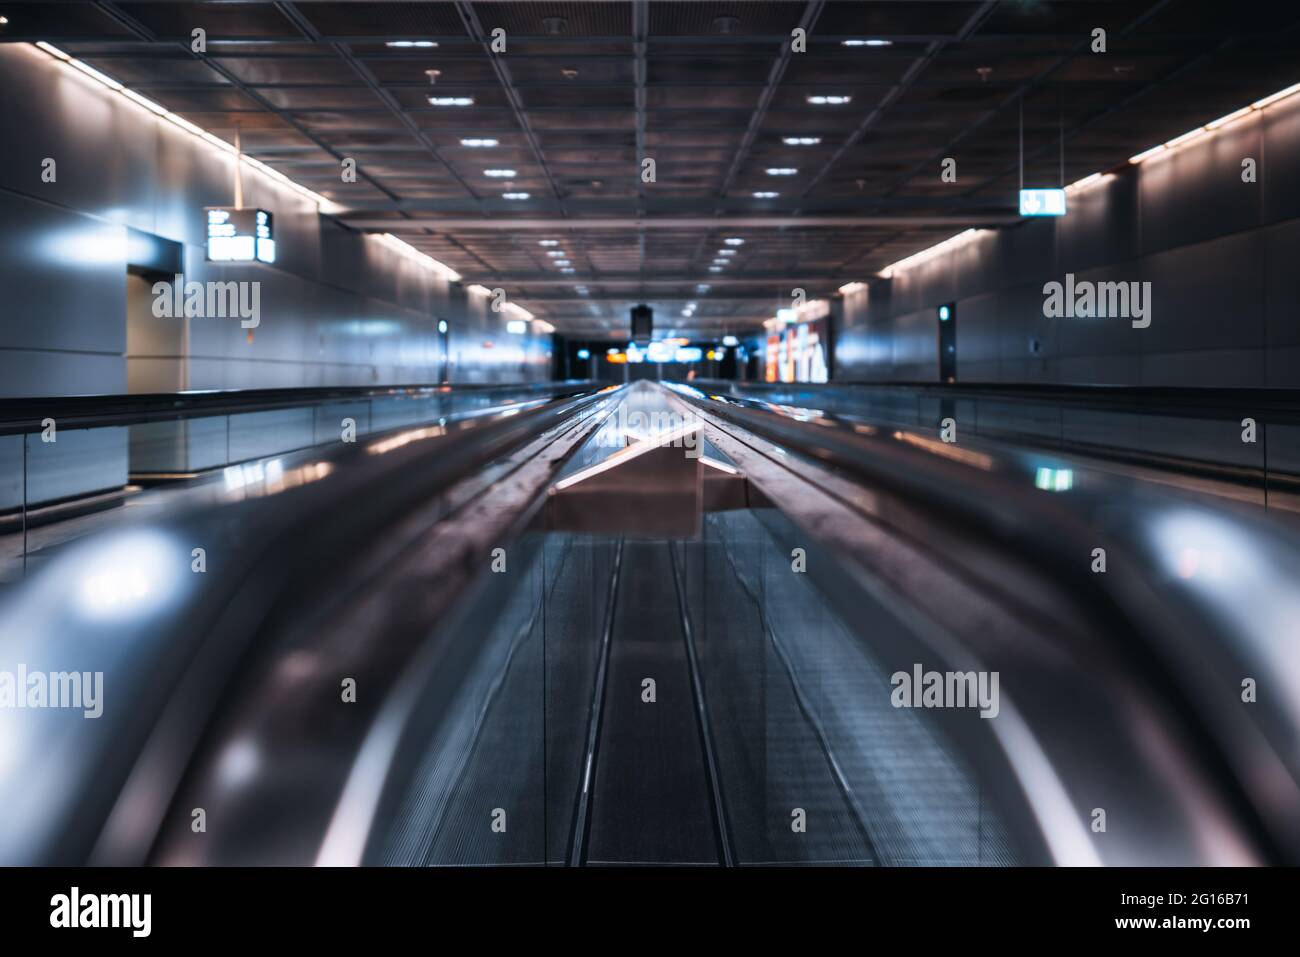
[878,229,986,279]
[1129,80,1300,165]
[377,233,461,282]
[34,42,331,210]
[879,80,1300,282]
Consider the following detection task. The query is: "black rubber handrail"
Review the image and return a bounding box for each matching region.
[691,378,1300,424]
[0,380,596,435]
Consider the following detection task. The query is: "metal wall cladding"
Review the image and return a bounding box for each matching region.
[836,92,1300,388]
[0,44,549,398]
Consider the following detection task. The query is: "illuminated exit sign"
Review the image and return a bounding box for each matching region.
[206,208,275,263]
[1018,188,1067,217]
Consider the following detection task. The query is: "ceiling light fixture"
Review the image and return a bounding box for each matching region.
[484,168,517,177]
[842,39,891,47]
[807,95,851,105]
[752,191,779,198]
[429,96,473,106]
[782,136,821,146]
[717,249,736,256]
[766,168,797,176]
[723,238,744,246]
[424,69,441,83]
[460,138,498,148]
[387,40,438,48]
[503,192,530,200]
[546,250,566,257]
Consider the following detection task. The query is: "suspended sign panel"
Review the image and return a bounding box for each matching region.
[206,208,275,263]
[1018,188,1067,217]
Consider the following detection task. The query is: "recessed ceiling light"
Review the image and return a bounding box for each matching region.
[807,95,851,105]
[696,284,711,292]
[724,238,744,246]
[717,249,736,256]
[752,191,779,199]
[562,68,579,80]
[460,138,498,148]
[425,69,442,83]
[484,169,517,177]
[842,39,891,47]
[766,168,797,176]
[561,267,576,273]
[429,96,473,106]
[538,239,559,247]
[546,250,566,257]
[0,16,9,25]
[387,40,438,48]
[708,266,724,273]
[782,136,821,146]
[503,192,530,200]
[555,260,572,267]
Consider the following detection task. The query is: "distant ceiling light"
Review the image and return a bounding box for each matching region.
[502,192,530,200]
[429,96,473,106]
[709,266,723,273]
[782,136,821,146]
[460,137,498,147]
[424,69,442,83]
[538,239,559,246]
[807,95,851,105]
[723,237,744,246]
[546,250,566,257]
[723,335,739,347]
[842,39,891,47]
[712,15,741,34]
[0,16,9,25]
[555,260,572,267]
[561,267,576,273]
[484,168,517,177]
[838,281,867,295]
[766,168,797,176]
[543,16,567,34]
[717,249,736,256]
[387,40,438,48]
[975,66,993,83]
[712,260,728,266]
[752,191,779,199]
[506,319,528,335]
[696,284,711,292]
[562,68,579,80]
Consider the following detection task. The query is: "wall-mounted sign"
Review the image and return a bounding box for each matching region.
[206,208,275,263]
[1018,188,1067,217]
